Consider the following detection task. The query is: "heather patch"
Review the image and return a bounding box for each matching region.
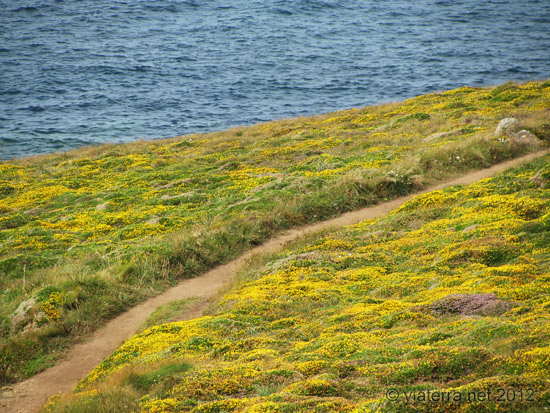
[420,293,513,317]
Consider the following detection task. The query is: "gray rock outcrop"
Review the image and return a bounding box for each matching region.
[494,117,520,137]
[512,129,541,147]
[11,297,36,328]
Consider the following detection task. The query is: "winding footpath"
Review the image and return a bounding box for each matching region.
[1,149,548,413]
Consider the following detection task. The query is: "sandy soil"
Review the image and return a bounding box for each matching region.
[1,149,547,413]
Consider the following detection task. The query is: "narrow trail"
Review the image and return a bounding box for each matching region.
[1,149,548,413]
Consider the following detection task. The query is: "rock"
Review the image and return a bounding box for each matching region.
[155,178,192,190]
[0,236,13,248]
[160,192,195,201]
[95,201,109,211]
[423,128,461,142]
[512,130,541,147]
[158,182,176,189]
[22,321,39,334]
[531,167,549,188]
[33,312,46,323]
[146,216,160,225]
[462,224,477,233]
[219,161,240,171]
[494,117,519,137]
[423,293,512,317]
[23,207,42,215]
[428,276,440,290]
[11,298,36,328]
[14,298,36,317]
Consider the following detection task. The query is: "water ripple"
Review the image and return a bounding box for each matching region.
[0,0,549,160]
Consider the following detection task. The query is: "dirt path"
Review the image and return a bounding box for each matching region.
[1,149,548,413]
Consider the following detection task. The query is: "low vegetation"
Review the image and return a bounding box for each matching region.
[1,81,549,385]
[137,299,197,334]
[47,153,550,412]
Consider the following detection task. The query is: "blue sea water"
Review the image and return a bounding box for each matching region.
[1,0,550,160]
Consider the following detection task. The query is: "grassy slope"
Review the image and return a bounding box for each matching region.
[1,81,549,384]
[48,153,550,412]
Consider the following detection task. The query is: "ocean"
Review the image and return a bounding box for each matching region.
[1,0,549,160]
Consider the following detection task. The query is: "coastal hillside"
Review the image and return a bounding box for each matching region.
[1,81,549,385]
[47,150,550,412]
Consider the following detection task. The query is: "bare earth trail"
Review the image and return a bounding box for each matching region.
[1,149,548,413]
